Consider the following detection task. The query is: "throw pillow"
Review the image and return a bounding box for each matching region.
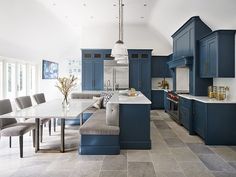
[100,92,113,108]
[92,96,103,109]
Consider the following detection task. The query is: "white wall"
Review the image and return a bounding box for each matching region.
[213,34,236,100]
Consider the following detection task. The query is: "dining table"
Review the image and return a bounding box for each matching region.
[0,98,96,153]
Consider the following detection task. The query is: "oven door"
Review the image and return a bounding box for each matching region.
[167,98,180,123]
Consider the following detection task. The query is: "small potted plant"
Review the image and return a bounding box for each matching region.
[56,75,77,109]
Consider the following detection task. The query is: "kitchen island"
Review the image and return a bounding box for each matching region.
[109,92,152,149]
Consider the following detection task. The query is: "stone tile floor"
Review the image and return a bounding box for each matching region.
[0,110,236,177]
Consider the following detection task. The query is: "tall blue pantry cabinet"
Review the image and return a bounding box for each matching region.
[128,50,152,99]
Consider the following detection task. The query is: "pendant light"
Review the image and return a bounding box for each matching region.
[111,0,128,64]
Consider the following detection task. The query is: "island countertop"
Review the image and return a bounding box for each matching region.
[109,91,152,105]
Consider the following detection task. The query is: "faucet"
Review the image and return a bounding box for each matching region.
[106,80,111,91]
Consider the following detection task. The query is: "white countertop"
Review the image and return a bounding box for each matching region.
[179,94,236,104]
[109,91,151,104]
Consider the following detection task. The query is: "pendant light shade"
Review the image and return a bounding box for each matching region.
[111,0,128,63]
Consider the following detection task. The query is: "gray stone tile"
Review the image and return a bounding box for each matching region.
[187,143,214,155]
[157,171,186,177]
[231,146,236,152]
[229,162,236,170]
[213,172,236,177]
[127,150,151,162]
[128,162,156,177]
[159,129,178,138]
[198,154,236,172]
[102,154,127,171]
[211,146,236,162]
[153,120,171,129]
[170,147,200,162]
[70,161,102,177]
[99,171,127,177]
[164,138,186,148]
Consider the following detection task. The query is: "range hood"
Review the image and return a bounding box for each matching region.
[168,56,193,69]
[104,59,129,67]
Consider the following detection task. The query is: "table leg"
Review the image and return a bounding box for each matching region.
[35,118,40,152]
[60,118,65,153]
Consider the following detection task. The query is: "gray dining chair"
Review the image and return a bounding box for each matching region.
[0,99,35,158]
[15,96,50,143]
[33,93,56,133]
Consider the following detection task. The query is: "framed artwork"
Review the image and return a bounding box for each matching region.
[42,60,59,79]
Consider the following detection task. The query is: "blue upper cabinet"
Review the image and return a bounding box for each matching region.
[82,49,105,90]
[129,50,152,99]
[151,55,172,78]
[200,30,235,78]
[171,16,213,96]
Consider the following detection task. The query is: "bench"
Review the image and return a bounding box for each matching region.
[71,92,120,155]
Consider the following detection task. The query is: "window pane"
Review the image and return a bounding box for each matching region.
[29,65,36,95]
[6,63,16,99]
[0,61,3,99]
[17,64,27,97]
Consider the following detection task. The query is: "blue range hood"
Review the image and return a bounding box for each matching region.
[168,56,193,69]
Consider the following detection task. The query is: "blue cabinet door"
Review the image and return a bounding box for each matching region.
[129,58,140,91]
[193,101,206,139]
[208,37,217,77]
[94,60,104,90]
[140,59,151,99]
[151,56,172,78]
[151,90,164,109]
[82,60,93,90]
[200,41,208,77]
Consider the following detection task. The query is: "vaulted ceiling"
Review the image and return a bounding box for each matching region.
[0,0,236,60]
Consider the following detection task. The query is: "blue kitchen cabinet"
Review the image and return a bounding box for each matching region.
[193,101,207,139]
[200,30,235,78]
[151,55,172,78]
[82,49,105,90]
[151,90,164,109]
[179,97,194,134]
[129,50,152,99]
[164,91,170,112]
[171,16,213,96]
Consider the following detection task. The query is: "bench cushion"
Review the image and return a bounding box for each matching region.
[106,103,119,126]
[79,110,119,135]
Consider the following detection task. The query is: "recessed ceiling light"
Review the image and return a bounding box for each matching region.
[113,4,116,6]
[90,16,94,19]
[140,16,144,19]
[52,3,56,6]
[144,3,147,6]
[65,16,68,19]
[83,3,86,6]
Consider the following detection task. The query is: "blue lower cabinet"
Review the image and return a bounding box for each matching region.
[179,97,194,135]
[151,90,164,109]
[119,104,151,149]
[164,91,170,112]
[193,101,207,139]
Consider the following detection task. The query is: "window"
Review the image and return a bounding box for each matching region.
[0,61,3,99]
[6,62,16,99]
[0,57,38,99]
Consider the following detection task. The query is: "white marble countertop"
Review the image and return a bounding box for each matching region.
[0,99,96,119]
[179,94,236,104]
[109,91,151,104]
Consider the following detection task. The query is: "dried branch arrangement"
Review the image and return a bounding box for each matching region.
[55,75,77,105]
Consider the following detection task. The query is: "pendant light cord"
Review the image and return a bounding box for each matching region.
[118,0,123,41]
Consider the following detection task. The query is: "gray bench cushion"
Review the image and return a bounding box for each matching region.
[71,93,100,99]
[1,123,35,136]
[106,103,119,126]
[79,110,119,135]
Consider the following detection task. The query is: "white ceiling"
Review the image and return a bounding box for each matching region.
[0,0,236,60]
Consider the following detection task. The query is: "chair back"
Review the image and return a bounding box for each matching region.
[0,99,17,129]
[15,96,32,109]
[33,93,46,104]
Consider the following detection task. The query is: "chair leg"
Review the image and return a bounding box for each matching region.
[40,125,43,143]
[53,118,56,132]
[32,129,35,148]
[19,136,23,158]
[48,120,51,136]
[9,136,12,148]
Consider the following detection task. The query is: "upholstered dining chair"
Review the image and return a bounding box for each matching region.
[0,99,35,158]
[33,93,56,132]
[15,96,50,143]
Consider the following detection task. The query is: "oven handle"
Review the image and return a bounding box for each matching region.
[167,97,179,104]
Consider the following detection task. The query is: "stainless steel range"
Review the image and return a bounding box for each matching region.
[166,91,180,123]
